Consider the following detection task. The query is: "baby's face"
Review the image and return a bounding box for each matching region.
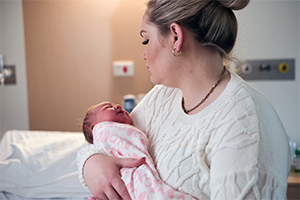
[91,102,132,126]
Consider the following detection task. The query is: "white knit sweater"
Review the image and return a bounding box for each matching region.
[77,71,291,200]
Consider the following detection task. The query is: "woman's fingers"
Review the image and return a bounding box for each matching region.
[103,157,145,200]
[108,178,131,200]
[91,179,123,200]
[116,157,146,169]
[83,155,145,200]
[88,195,108,200]
[108,157,146,200]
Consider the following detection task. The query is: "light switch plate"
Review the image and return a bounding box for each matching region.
[3,65,16,84]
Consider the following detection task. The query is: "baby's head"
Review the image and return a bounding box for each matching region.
[82,102,132,144]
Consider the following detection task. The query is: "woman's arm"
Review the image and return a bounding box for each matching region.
[77,144,102,189]
[209,109,290,199]
[77,144,145,199]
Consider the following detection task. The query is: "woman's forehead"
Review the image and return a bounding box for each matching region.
[140,13,152,33]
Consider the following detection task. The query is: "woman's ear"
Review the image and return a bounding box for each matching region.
[170,23,183,52]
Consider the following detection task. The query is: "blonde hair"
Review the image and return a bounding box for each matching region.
[146,0,249,58]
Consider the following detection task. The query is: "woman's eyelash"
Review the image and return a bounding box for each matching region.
[142,39,149,45]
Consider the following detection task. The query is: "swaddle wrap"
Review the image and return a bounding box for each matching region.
[92,121,195,200]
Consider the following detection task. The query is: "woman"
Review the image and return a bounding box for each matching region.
[77,0,291,199]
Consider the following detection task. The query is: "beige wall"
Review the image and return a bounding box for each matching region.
[23,0,152,132]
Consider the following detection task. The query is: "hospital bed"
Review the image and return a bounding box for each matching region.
[0,130,92,200]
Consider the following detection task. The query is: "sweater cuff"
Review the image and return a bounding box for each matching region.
[77,144,103,190]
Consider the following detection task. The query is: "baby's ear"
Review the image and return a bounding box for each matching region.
[90,124,95,130]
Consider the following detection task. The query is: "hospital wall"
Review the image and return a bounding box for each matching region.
[0,1,29,140]
[22,0,152,132]
[0,0,299,146]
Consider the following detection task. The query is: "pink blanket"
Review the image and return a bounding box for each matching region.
[91,122,195,200]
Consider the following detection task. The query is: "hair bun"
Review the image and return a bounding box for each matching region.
[218,0,250,10]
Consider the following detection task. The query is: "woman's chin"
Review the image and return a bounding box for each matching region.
[150,76,159,85]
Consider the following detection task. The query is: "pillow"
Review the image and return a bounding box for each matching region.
[0,133,92,198]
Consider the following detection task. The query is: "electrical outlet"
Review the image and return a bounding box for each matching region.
[238,59,295,81]
[113,61,134,77]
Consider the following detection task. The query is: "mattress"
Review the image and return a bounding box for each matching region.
[0,130,92,199]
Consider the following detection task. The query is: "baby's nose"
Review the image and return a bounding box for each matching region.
[113,104,122,111]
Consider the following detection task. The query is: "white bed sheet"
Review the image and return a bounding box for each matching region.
[0,130,91,200]
[0,191,87,200]
[0,130,83,161]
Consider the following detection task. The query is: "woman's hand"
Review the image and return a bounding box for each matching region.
[83,154,145,200]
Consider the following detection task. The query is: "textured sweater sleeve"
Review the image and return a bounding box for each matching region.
[209,118,261,200]
[209,123,288,199]
[208,85,289,199]
[76,144,103,189]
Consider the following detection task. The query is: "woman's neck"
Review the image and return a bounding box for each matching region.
[177,51,230,115]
